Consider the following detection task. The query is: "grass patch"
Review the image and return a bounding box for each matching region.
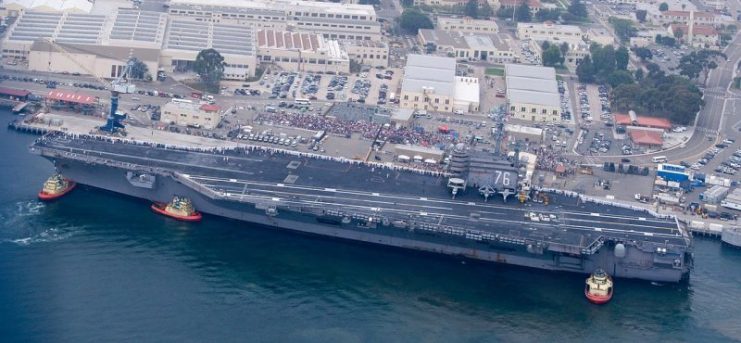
[485,67,504,76]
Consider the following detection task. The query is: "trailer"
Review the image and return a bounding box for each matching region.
[720,188,741,211]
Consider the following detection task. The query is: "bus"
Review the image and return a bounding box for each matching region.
[294,98,311,106]
[652,156,668,163]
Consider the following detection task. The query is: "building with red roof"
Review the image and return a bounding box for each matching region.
[0,87,32,101]
[628,128,664,147]
[668,23,719,48]
[46,90,97,105]
[614,113,672,131]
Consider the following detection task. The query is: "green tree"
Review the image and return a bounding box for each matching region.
[515,3,532,22]
[679,49,726,83]
[560,42,570,57]
[607,70,634,88]
[655,34,676,47]
[496,6,514,19]
[632,47,653,61]
[673,28,684,39]
[399,9,434,34]
[577,55,596,83]
[609,17,636,41]
[535,8,562,22]
[193,48,225,93]
[465,0,479,18]
[616,46,629,70]
[568,0,588,18]
[128,57,150,80]
[659,2,669,11]
[635,68,644,80]
[635,9,647,22]
[542,45,564,66]
[591,43,616,80]
[612,72,703,125]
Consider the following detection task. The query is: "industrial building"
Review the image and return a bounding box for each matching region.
[256,30,349,74]
[504,64,561,122]
[2,0,92,15]
[161,18,257,79]
[516,22,585,48]
[504,124,544,143]
[436,16,499,34]
[418,29,516,64]
[399,55,480,114]
[166,0,382,41]
[161,100,222,129]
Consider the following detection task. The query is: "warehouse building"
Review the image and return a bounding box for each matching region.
[2,0,92,15]
[256,29,349,74]
[161,18,257,79]
[342,40,389,68]
[418,29,516,64]
[161,100,222,129]
[505,64,561,122]
[399,54,479,114]
[166,0,382,41]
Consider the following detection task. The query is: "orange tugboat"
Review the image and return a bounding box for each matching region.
[38,174,76,201]
[151,196,202,222]
[585,268,613,304]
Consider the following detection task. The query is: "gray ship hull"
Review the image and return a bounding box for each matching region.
[37,141,692,283]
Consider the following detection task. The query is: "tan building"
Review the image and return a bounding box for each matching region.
[516,22,584,48]
[400,54,480,114]
[436,16,499,34]
[668,23,719,49]
[161,100,222,129]
[505,64,561,123]
[586,28,614,46]
[654,10,715,26]
[256,30,350,73]
[167,0,382,41]
[28,40,160,80]
[418,29,516,64]
[342,40,389,68]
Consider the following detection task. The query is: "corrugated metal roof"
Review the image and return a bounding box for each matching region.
[401,55,456,96]
[506,89,560,108]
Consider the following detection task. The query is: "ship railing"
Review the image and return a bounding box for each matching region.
[39,133,453,179]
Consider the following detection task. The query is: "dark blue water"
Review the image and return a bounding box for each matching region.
[1,110,740,342]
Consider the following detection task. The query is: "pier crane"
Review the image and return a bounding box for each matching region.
[43,38,137,134]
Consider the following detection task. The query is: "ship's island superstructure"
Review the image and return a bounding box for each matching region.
[31,133,693,282]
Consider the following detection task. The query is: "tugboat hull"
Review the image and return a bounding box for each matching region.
[151,202,202,222]
[38,180,76,201]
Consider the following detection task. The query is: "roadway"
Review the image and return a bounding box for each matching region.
[584,29,741,166]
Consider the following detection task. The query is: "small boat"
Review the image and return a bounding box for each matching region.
[38,174,76,201]
[585,268,613,304]
[151,196,202,222]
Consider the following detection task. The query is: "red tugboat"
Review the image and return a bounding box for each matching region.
[38,174,76,201]
[585,268,614,304]
[151,196,202,222]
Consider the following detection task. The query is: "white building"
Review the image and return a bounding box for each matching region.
[505,64,561,123]
[256,29,350,73]
[166,0,382,41]
[436,16,499,34]
[399,55,480,114]
[2,0,92,15]
[161,100,222,129]
[516,22,584,48]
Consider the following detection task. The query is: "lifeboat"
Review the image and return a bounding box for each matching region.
[151,196,202,222]
[38,174,76,201]
[585,268,613,304]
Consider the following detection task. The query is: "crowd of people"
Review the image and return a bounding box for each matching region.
[531,145,577,174]
[255,112,458,147]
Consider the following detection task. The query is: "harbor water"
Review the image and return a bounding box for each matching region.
[1,110,740,342]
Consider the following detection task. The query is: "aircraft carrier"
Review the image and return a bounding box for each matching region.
[31,133,693,282]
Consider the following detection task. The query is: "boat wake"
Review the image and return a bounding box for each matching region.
[0,200,83,246]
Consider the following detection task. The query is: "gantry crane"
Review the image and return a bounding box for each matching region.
[43,38,137,133]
